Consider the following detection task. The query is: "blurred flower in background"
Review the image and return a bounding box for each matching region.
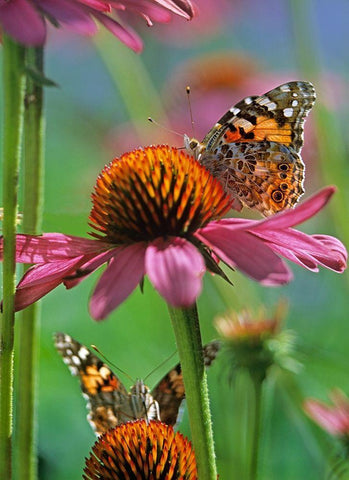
[304,390,349,438]
[215,301,300,381]
[83,420,197,479]
[0,0,195,51]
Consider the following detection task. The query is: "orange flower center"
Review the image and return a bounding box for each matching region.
[89,145,231,244]
[83,420,197,479]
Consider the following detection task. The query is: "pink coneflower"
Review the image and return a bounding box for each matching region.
[0,0,195,51]
[83,420,197,479]
[304,390,349,437]
[0,145,346,320]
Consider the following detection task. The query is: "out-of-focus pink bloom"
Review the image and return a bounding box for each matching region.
[0,146,346,320]
[304,390,349,437]
[153,0,238,45]
[0,0,195,51]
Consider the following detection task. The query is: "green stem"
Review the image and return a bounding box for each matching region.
[0,36,26,478]
[93,31,167,144]
[288,0,349,262]
[14,46,45,480]
[168,304,217,480]
[249,374,264,480]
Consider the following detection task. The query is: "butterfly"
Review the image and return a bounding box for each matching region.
[184,81,316,216]
[54,332,220,435]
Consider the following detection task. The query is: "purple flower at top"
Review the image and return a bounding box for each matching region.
[0,0,195,51]
[0,146,346,320]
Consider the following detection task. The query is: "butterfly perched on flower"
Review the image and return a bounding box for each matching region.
[184,81,316,216]
[54,332,220,435]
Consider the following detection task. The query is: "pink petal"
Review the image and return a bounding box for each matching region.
[0,233,110,263]
[63,249,116,288]
[304,400,349,435]
[154,0,195,19]
[252,229,347,273]
[115,1,172,23]
[14,256,86,311]
[78,0,111,12]
[90,243,146,320]
[37,0,98,35]
[0,0,46,45]
[145,237,205,307]
[254,186,335,231]
[197,226,292,285]
[93,11,143,52]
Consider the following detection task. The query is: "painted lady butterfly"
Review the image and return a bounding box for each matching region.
[54,332,220,435]
[185,81,316,216]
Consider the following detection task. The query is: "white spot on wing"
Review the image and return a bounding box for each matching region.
[292,99,298,107]
[78,347,90,360]
[71,355,81,366]
[280,84,291,92]
[244,97,253,105]
[257,97,277,111]
[229,107,240,115]
[283,107,293,117]
[68,366,78,375]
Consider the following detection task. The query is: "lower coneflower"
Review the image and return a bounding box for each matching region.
[215,303,298,381]
[83,420,197,480]
[0,145,346,320]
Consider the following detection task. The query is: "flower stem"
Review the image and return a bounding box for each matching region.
[168,304,217,480]
[14,46,45,480]
[0,36,26,478]
[249,373,264,480]
[93,31,167,144]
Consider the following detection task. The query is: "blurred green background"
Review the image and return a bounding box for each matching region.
[1,0,349,478]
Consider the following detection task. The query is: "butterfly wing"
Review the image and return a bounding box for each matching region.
[54,332,132,435]
[200,140,304,216]
[195,81,315,216]
[203,81,316,154]
[152,340,221,426]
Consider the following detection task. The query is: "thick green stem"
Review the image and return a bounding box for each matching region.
[0,36,26,478]
[14,46,45,480]
[249,374,264,480]
[168,304,217,480]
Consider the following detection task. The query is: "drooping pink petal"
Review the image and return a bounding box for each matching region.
[0,233,110,263]
[254,186,336,231]
[197,226,292,285]
[145,237,205,307]
[90,243,146,320]
[37,0,98,35]
[14,256,87,311]
[154,0,195,19]
[93,11,143,52]
[0,0,46,45]
[63,249,116,288]
[251,229,347,273]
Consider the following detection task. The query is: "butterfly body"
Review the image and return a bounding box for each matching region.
[54,332,220,435]
[185,81,316,216]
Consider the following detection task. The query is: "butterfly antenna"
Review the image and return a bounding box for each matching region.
[143,349,178,382]
[91,344,134,383]
[147,117,183,138]
[186,86,195,138]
